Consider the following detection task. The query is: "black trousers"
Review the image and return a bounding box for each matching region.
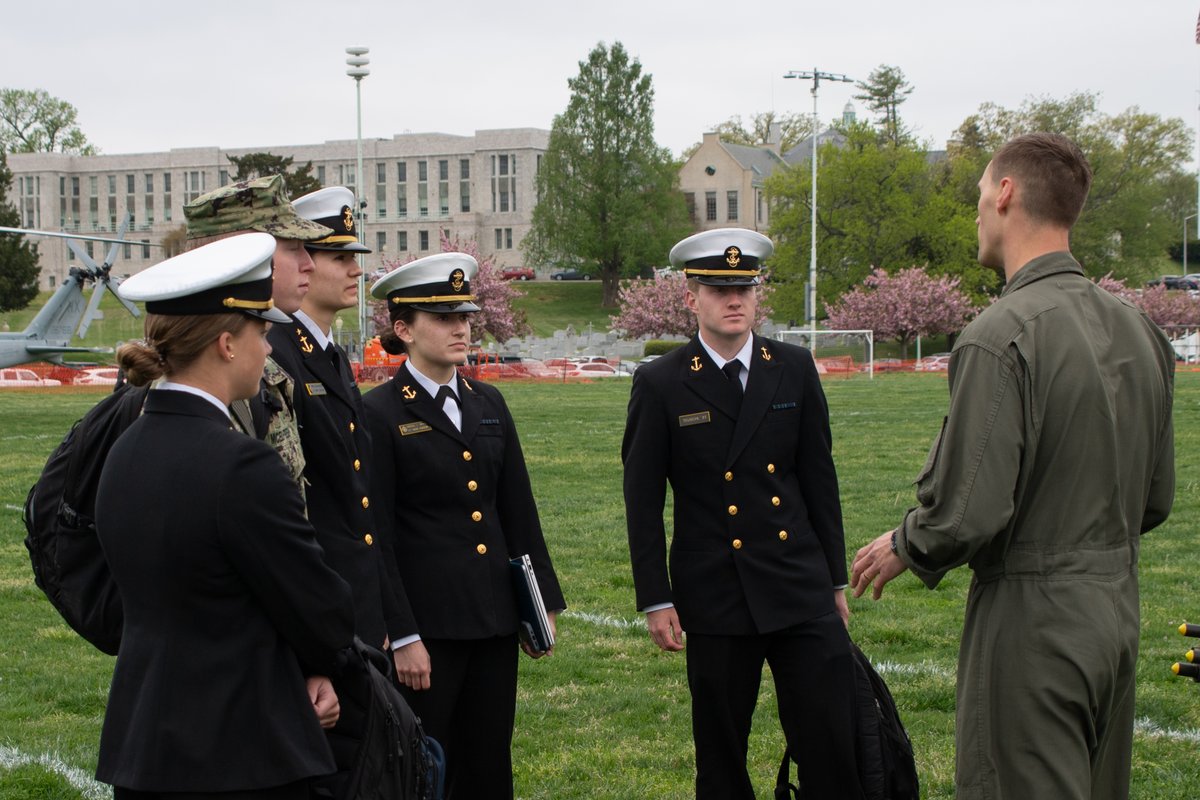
[401,634,519,800]
[685,612,863,800]
[113,782,310,800]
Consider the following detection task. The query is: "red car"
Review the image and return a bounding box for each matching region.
[501,267,535,281]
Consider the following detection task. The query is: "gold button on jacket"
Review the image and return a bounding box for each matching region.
[364,533,374,545]
[462,450,473,462]
[727,505,738,516]
[732,539,743,549]
[476,543,487,555]
[771,496,781,507]
[471,511,483,522]
[778,530,788,541]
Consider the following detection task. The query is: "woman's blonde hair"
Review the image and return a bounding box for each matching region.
[117,312,250,386]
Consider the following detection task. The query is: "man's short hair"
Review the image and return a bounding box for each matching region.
[990,133,1093,229]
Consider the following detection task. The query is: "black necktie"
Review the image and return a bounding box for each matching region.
[435,384,460,408]
[723,360,744,397]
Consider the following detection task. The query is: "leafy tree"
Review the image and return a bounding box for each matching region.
[0,151,40,312]
[373,232,530,344]
[766,122,992,323]
[0,89,96,155]
[227,153,321,199]
[950,92,1193,280]
[683,112,815,159]
[824,266,978,357]
[162,224,188,258]
[523,42,692,307]
[609,272,774,338]
[853,65,914,145]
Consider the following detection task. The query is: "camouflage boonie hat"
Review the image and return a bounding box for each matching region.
[184,175,333,242]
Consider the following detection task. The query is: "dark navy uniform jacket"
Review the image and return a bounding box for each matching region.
[268,318,405,647]
[95,390,354,792]
[622,334,847,635]
[364,363,564,641]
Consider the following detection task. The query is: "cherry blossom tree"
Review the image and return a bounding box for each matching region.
[824,266,978,357]
[609,272,774,338]
[371,232,531,344]
[1095,274,1200,328]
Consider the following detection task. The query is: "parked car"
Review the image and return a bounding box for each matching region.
[501,267,535,281]
[76,367,120,386]
[563,362,623,378]
[550,268,592,281]
[915,353,952,372]
[1146,275,1200,291]
[0,368,62,387]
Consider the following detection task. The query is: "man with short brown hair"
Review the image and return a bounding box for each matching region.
[851,132,1175,799]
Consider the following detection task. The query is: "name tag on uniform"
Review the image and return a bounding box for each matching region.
[678,411,711,427]
[399,421,433,436]
[770,401,797,411]
[481,418,501,425]
[305,382,327,396]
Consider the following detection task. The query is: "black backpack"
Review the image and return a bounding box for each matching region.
[339,639,446,800]
[775,642,919,800]
[22,383,149,655]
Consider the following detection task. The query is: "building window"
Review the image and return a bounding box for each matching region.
[126,187,136,228]
[163,172,172,222]
[376,231,386,253]
[417,161,428,218]
[376,184,387,219]
[145,173,154,194]
[685,192,696,223]
[185,171,205,204]
[397,161,408,219]
[494,227,513,249]
[124,242,131,260]
[438,159,449,216]
[506,227,513,249]
[757,190,764,223]
[127,174,135,195]
[317,165,326,184]
[141,239,150,259]
[726,190,738,222]
[459,159,470,213]
[219,169,229,187]
[494,228,502,249]
[144,194,154,226]
[705,191,717,222]
[107,175,116,195]
[419,230,429,251]
[397,231,408,251]
[491,153,516,213]
[107,196,117,230]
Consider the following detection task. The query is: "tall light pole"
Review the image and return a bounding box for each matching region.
[784,68,853,334]
[346,46,370,355]
[1185,212,1198,275]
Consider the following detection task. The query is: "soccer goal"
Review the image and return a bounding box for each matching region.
[772,329,875,377]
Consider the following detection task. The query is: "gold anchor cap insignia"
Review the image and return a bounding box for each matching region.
[760,345,772,361]
[450,269,465,292]
[725,246,741,268]
[402,385,418,400]
[690,356,703,372]
[342,205,354,232]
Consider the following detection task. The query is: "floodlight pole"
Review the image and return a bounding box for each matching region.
[346,46,370,357]
[784,68,853,334]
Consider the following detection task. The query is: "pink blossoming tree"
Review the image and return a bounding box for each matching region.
[609,272,774,338]
[824,266,978,357]
[1095,274,1200,328]
[371,232,531,344]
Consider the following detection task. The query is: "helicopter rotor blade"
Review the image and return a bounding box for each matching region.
[107,274,141,318]
[77,280,108,339]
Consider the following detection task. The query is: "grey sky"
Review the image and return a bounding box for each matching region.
[2,0,1197,163]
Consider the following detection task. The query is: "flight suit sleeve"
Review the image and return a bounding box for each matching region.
[895,344,1025,589]
[1140,378,1175,534]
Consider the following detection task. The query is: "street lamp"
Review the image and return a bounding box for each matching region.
[783,68,853,334]
[1184,212,1198,275]
[346,46,370,355]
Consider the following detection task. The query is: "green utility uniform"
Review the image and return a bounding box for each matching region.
[893,252,1175,799]
[231,356,307,507]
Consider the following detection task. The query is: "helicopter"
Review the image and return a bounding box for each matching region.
[0,214,152,370]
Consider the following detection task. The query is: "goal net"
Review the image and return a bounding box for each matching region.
[771,329,875,377]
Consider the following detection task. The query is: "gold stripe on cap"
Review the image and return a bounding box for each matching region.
[311,234,360,245]
[222,297,276,311]
[684,268,762,277]
[390,294,478,304]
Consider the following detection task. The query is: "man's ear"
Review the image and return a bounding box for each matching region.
[995,176,1015,213]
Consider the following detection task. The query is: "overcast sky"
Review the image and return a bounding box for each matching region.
[2,1,1197,163]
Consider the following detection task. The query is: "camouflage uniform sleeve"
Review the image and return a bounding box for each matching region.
[261,357,308,511]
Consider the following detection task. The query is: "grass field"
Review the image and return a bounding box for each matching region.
[1,374,1198,798]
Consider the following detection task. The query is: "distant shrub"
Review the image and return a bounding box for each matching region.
[643,340,685,357]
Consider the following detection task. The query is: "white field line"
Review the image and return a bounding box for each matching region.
[0,745,110,798]
[3,504,23,513]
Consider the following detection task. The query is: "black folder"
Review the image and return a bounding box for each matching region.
[509,554,554,652]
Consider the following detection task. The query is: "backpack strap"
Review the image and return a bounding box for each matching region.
[774,749,800,800]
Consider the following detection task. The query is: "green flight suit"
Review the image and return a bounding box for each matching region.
[893,252,1175,799]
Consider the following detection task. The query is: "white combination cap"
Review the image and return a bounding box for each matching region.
[668,227,773,285]
[370,252,480,313]
[117,232,290,323]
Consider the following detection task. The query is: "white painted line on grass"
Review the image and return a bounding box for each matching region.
[1134,717,1200,744]
[562,609,644,630]
[3,504,23,513]
[0,745,110,798]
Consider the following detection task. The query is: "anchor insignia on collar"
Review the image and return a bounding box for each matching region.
[402,385,418,400]
[690,356,703,372]
[298,331,314,354]
[760,346,772,361]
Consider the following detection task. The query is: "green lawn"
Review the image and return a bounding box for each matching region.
[1,374,1198,798]
[510,280,614,338]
